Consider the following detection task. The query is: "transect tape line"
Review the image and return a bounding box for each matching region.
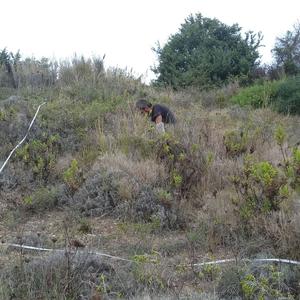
[194,258,300,267]
[0,102,46,174]
[2,243,300,266]
[3,243,133,263]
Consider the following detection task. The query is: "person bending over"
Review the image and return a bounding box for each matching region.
[136,99,176,133]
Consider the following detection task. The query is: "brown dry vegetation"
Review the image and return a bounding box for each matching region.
[0,59,300,299]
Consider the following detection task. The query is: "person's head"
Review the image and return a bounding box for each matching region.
[136,99,152,114]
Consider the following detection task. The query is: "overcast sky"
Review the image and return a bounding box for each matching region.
[1,0,299,82]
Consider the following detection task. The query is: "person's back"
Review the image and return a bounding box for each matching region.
[150,104,176,124]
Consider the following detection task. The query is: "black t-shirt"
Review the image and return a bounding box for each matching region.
[150,104,176,124]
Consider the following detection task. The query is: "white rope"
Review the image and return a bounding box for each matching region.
[2,243,300,266]
[193,258,300,267]
[3,243,133,263]
[0,102,46,174]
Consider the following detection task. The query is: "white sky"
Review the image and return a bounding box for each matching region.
[1,0,299,83]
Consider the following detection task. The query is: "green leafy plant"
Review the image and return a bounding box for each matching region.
[156,188,172,208]
[0,109,6,121]
[251,161,278,186]
[154,133,207,198]
[240,266,293,300]
[232,156,288,218]
[172,171,183,188]
[287,147,300,189]
[132,252,165,291]
[200,264,221,281]
[274,124,288,165]
[16,135,60,180]
[223,130,248,156]
[63,159,83,192]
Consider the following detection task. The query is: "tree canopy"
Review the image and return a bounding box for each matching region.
[272,22,300,76]
[152,14,262,89]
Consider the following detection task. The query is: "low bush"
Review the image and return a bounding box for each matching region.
[0,252,121,300]
[272,75,300,115]
[154,132,207,198]
[22,186,59,211]
[15,135,60,181]
[231,81,280,108]
[63,159,83,193]
[223,129,248,156]
[231,155,288,218]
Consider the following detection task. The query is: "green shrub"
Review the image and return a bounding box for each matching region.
[0,109,6,121]
[232,156,288,218]
[240,266,294,300]
[251,161,278,186]
[231,81,280,108]
[15,135,60,180]
[287,147,300,189]
[23,187,59,211]
[200,264,221,281]
[272,75,300,114]
[223,130,248,156]
[63,159,83,192]
[154,133,207,198]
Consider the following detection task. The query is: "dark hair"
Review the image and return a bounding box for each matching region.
[136,99,152,109]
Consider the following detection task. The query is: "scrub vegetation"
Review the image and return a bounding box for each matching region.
[0,16,300,300]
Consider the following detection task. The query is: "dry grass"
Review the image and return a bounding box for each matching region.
[1,79,300,298]
[97,153,167,186]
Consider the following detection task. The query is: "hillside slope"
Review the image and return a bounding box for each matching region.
[0,81,300,299]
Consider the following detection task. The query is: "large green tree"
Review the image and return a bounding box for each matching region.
[152,14,262,88]
[272,22,300,76]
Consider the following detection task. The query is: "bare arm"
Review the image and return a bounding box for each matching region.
[155,115,163,124]
[154,115,165,133]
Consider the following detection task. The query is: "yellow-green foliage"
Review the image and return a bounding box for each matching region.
[132,252,165,290]
[16,134,60,179]
[223,130,248,156]
[0,109,6,121]
[232,156,288,217]
[231,80,280,108]
[288,147,300,188]
[240,267,292,300]
[274,124,289,165]
[273,124,299,188]
[274,124,286,147]
[132,252,160,264]
[63,159,83,192]
[154,132,207,197]
[199,264,221,281]
[156,188,172,206]
[250,161,278,186]
[171,170,183,188]
[22,187,58,211]
[292,147,300,166]
[241,274,256,299]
